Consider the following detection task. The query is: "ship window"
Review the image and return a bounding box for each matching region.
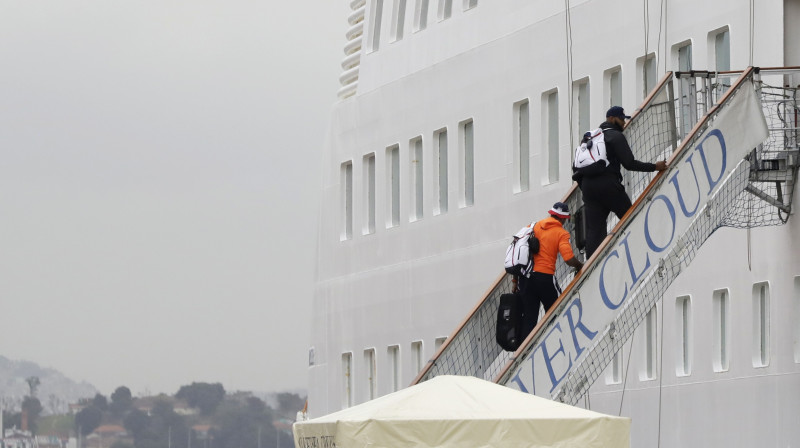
[573,78,590,137]
[391,0,407,42]
[513,99,530,193]
[410,136,424,221]
[434,128,448,215]
[387,144,400,228]
[438,0,452,20]
[752,282,771,368]
[543,89,559,184]
[677,42,693,71]
[709,27,731,95]
[342,352,354,408]
[605,348,622,385]
[676,295,692,376]
[605,66,622,108]
[411,340,424,374]
[639,306,658,381]
[714,28,731,71]
[463,0,477,9]
[363,153,376,235]
[713,289,731,372]
[414,0,429,31]
[637,53,657,101]
[459,119,474,207]
[364,348,377,400]
[341,161,353,241]
[794,276,800,363]
[388,345,401,392]
[673,41,694,136]
[367,0,385,53]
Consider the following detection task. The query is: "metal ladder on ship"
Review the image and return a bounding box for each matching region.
[410,66,800,405]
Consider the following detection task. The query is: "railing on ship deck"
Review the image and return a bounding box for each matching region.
[412,66,799,395]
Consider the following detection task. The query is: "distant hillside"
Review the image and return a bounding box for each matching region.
[0,355,97,415]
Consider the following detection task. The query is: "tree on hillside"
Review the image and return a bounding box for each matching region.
[211,396,275,448]
[276,393,305,418]
[176,382,225,416]
[110,386,133,417]
[22,396,43,434]
[26,376,41,397]
[74,406,102,435]
[92,393,108,411]
[144,401,188,448]
[122,409,150,440]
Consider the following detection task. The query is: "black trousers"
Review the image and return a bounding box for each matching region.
[581,175,632,258]
[517,272,562,338]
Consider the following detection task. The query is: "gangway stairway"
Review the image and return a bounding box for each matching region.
[411,67,800,405]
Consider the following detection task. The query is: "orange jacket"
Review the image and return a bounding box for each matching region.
[531,217,576,275]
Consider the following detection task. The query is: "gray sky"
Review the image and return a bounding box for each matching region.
[0,1,348,397]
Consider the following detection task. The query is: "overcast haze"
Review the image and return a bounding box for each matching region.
[0,1,348,396]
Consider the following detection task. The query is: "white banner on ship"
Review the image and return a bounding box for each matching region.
[507,80,768,397]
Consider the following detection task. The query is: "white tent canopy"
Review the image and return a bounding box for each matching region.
[293,375,630,447]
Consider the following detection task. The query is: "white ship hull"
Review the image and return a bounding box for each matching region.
[308,1,800,446]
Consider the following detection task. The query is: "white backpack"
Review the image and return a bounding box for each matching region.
[504,223,539,278]
[573,128,609,169]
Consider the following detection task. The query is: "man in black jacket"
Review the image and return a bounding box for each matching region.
[573,106,667,258]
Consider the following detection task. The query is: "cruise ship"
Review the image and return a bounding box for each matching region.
[306,1,800,446]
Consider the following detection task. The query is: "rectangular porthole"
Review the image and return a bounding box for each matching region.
[794,277,800,363]
[434,128,448,215]
[712,289,730,372]
[606,348,622,385]
[342,352,353,408]
[604,66,622,108]
[438,0,452,20]
[752,282,770,368]
[459,119,474,207]
[434,336,447,352]
[386,145,400,228]
[364,348,377,400]
[409,136,424,221]
[363,153,376,234]
[542,89,559,184]
[636,53,657,102]
[390,0,407,42]
[573,78,590,136]
[675,295,692,376]
[414,0,429,31]
[639,306,658,381]
[367,0,384,52]
[388,345,401,392]
[513,99,530,193]
[411,340,424,375]
[341,161,353,240]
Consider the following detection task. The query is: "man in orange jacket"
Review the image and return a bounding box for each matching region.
[518,202,584,337]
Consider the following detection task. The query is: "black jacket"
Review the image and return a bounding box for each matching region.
[572,120,656,183]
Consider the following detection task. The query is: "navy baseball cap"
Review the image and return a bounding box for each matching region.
[606,106,631,119]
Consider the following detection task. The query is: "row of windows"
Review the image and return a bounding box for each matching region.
[341,28,732,240]
[341,120,474,239]
[367,0,479,53]
[336,277,800,407]
[341,336,447,408]
[605,280,795,385]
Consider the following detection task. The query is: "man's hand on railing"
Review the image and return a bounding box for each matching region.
[655,160,668,171]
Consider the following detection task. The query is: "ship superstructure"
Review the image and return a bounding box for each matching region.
[308,1,800,446]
